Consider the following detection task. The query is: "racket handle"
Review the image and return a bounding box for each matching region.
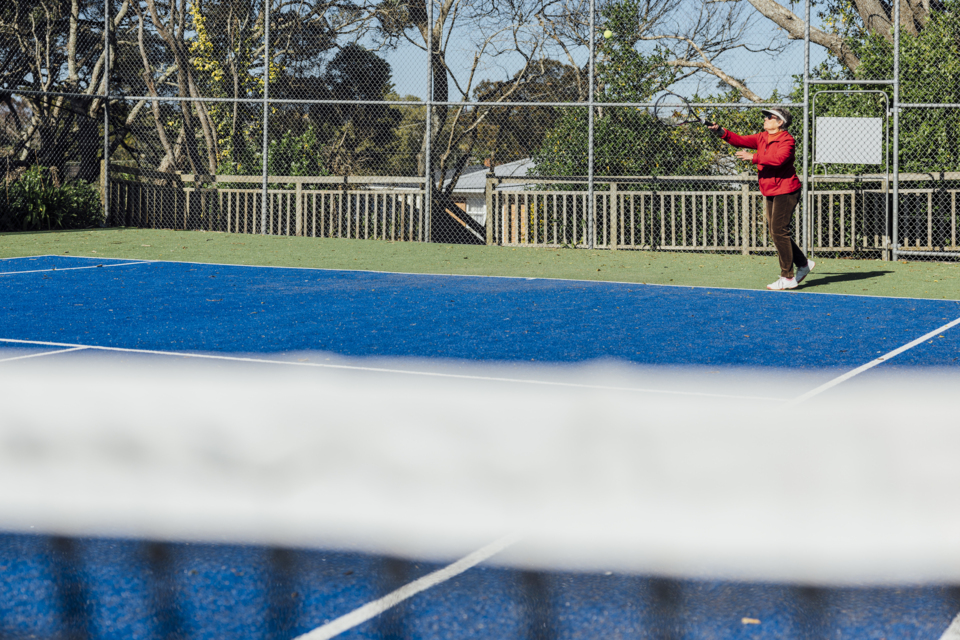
[705,121,724,137]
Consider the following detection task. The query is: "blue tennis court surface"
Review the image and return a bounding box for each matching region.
[1,255,959,369]
[2,254,960,640]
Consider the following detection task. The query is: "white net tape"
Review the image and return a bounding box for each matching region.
[2,356,959,585]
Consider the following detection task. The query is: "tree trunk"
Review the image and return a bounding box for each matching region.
[417,49,449,179]
[745,0,862,72]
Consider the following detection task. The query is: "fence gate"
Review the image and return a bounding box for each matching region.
[811,90,890,259]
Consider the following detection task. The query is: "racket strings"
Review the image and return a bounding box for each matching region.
[652,92,710,128]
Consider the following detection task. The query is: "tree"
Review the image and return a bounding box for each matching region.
[741,0,935,75]
[305,44,403,175]
[122,0,370,174]
[537,0,784,104]
[534,0,730,178]
[802,1,960,172]
[687,0,954,100]
[471,59,580,167]
[536,0,960,176]
[244,44,406,177]
[380,92,425,176]
[361,0,574,240]
[0,0,128,181]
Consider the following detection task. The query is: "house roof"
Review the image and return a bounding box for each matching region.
[445,158,536,194]
[367,157,536,193]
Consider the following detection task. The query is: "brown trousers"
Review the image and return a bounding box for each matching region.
[764,189,808,278]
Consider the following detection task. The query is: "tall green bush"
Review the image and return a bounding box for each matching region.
[0,166,104,232]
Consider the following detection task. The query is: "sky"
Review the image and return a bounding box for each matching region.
[369,3,833,105]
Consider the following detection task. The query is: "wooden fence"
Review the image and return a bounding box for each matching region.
[107,165,184,230]
[107,168,427,242]
[106,166,960,257]
[488,173,960,257]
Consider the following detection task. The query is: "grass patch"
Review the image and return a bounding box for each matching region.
[2,227,959,300]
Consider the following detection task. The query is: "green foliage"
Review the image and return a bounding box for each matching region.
[536,0,960,180]
[267,126,331,178]
[0,166,103,232]
[380,93,423,177]
[534,106,726,177]
[201,44,408,178]
[533,0,732,181]
[809,0,868,48]
[470,59,583,167]
[261,45,404,176]
[212,126,331,189]
[309,45,403,175]
[596,0,675,104]
[802,0,960,172]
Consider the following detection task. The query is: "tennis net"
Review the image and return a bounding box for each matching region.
[2,355,960,584]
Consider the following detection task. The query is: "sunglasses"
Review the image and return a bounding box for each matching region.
[763,114,779,120]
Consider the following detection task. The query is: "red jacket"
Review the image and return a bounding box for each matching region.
[721,129,802,196]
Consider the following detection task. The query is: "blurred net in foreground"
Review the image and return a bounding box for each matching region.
[2,358,960,587]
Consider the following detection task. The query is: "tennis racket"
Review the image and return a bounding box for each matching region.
[651,92,721,135]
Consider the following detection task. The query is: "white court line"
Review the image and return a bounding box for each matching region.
[294,534,520,640]
[0,346,88,363]
[940,612,960,640]
[0,261,150,275]
[788,315,960,406]
[5,252,960,305]
[0,337,782,402]
[38,254,960,304]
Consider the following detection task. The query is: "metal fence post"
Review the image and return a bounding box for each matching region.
[741,180,751,255]
[424,0,433,244]
[100,159,107,218]
[103,0,110,226]
[801,0,811,256]
[587,0,595,249]
[260,0,271,235]
[883,176,890,260]
[892,0,900,261]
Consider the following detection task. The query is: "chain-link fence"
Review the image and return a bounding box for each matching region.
[2,0,958,259]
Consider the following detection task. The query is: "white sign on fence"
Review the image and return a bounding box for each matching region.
[815,117,884,165]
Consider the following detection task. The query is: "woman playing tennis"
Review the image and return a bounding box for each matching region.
[708,108,814,290]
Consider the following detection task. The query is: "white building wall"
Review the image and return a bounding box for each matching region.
[465,194,486,225]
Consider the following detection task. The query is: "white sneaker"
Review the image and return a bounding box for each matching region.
[767,276,798,290]
[795,259,815,283]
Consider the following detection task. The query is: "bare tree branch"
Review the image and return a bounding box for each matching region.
[649,34,764,102]
[743,0,861,71]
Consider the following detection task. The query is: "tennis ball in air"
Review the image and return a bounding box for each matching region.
[603,29,613,39]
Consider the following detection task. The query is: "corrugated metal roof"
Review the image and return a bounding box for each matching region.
[367,158,536,193]
[445,158,536,193]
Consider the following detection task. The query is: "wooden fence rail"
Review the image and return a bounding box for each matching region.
[490,175,960,256]
[108,168,427,242]
[106,167,960,256]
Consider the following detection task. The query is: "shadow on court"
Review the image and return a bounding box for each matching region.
[801,270,894,289]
